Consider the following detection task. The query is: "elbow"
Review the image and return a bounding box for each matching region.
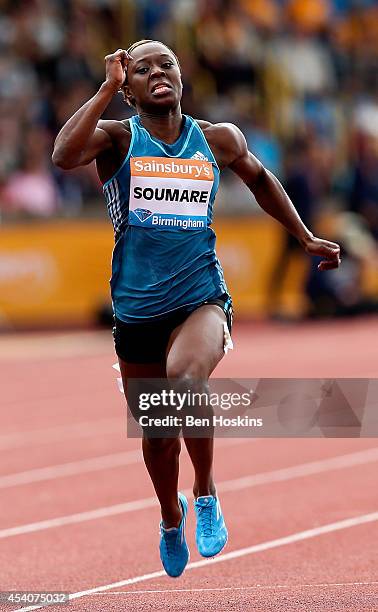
[51,148,78,170]
[52,149,68,169]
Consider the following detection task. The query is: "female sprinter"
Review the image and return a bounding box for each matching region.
[52,40,341,578]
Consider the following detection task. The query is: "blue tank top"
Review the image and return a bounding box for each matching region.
[103,114,228,322]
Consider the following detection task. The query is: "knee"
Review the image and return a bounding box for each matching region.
[166,357,208,385]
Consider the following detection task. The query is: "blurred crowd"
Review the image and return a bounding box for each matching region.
[0,0,377,315]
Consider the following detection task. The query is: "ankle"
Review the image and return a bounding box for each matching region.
[162,504,182,529]
[193,484,216,499]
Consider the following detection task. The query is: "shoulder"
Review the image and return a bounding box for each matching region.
[195,119,248,168]
[94,118,134,183]
[97,118,132,140]
[96,118,132,157]
[195,119,244,142]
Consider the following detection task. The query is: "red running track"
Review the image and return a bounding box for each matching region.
[0,317,377,611]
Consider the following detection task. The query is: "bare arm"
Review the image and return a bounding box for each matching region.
[52,49,130,169]
[210,123,341,271]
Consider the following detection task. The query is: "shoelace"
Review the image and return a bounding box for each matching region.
[160,528,180,558]
[197,504,214,536]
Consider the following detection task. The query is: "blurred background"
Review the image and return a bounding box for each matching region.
[0,0,377,328]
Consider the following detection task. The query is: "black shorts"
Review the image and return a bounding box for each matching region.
[113,293,233,364]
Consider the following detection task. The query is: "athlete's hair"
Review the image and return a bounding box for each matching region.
[120,39,181,107]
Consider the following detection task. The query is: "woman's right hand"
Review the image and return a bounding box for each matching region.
[104,49,132,92]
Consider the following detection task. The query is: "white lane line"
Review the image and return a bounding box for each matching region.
[0,451,142,488]
[217,445,378,493]
[85,580,378,595]
[0,438,253,488]
[0,498,157,540]
[0,418,123,450]
[1,446,377,540]
[12,511,378,612]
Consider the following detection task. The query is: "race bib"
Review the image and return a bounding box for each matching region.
[129,156,214,230]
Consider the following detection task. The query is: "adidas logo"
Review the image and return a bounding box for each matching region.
[191,151,208,161]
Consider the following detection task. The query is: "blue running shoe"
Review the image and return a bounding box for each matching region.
[194,495,228,558]
[159,492,189,577]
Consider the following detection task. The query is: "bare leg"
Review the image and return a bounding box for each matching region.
[142,435,182,527]
[118,360,182,528]
[166,305,226,498]
[184,435,216,498]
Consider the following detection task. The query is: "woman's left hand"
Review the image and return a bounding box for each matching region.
[304,236,341,271]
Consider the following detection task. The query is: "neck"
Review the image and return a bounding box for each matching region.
[137,106,183,144]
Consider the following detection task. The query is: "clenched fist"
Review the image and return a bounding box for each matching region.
[304,236,341,271]
[104,48,132,92]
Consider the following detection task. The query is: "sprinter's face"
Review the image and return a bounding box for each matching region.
[125,42,182,111]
